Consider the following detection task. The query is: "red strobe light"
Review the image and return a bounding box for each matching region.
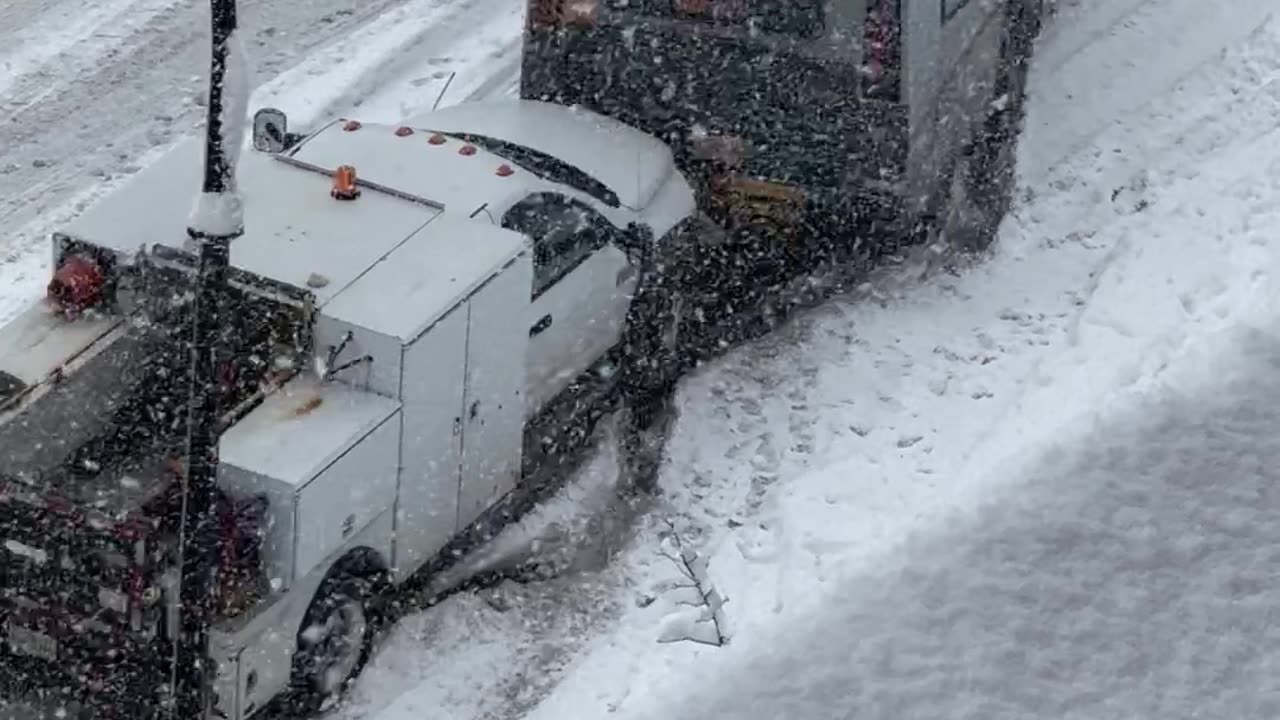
[47,254,105,318]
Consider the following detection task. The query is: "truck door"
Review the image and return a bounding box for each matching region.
[503,193,630,415]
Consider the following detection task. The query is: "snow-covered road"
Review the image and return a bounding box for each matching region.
[3,0,1280,717]
[0,0,523,321]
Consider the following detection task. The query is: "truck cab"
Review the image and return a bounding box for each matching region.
[0,100,695,719]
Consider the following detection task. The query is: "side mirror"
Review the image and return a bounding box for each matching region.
[252,108,289,153]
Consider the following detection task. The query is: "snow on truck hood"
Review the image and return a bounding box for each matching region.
[405,99,677,211]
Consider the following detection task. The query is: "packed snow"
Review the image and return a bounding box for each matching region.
[2,0,1280,717]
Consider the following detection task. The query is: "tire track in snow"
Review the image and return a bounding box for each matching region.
[0,0,187,115]
[971,13,1280,483]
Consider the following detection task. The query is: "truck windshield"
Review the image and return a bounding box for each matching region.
[437,131,622,208]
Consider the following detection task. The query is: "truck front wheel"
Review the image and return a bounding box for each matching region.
[290,572,379,714]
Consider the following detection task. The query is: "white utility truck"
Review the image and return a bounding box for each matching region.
[0,99,695,719]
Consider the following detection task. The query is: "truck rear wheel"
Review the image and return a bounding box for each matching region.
[290,572,379,714]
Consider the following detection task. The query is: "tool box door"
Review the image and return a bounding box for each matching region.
[392,302,469,579]
[457,255,531,530]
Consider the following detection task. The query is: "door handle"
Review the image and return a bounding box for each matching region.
[530,314,553,336]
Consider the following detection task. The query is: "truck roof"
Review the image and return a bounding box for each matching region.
[63,125,530,331]
[406,99,676,210]
[287,118,533,217]
[323,210,526,342]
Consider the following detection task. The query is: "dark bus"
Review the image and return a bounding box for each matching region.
[521,0,1045,296]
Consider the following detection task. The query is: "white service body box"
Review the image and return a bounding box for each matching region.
[219,374,402,589]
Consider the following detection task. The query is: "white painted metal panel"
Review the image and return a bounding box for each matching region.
[457,254,531,529]
[635,168,700,242]
[287,118,665,240]
[313,314,403,399]
[220,374,401,489]
[227,596,294,719]
[293,412,400,582]
[290,120,533,220]
[61,136,439,308]
[584,244,635,361]
[392,303,467,582]
[323,212,530,344]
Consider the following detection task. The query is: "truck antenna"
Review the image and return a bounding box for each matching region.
[172,0,248,716]
[433,71,457,111]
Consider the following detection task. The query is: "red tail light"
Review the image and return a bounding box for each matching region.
[862,0,900,98]
[47,254,105,318]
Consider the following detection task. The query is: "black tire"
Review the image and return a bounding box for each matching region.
[289,572,380,715]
